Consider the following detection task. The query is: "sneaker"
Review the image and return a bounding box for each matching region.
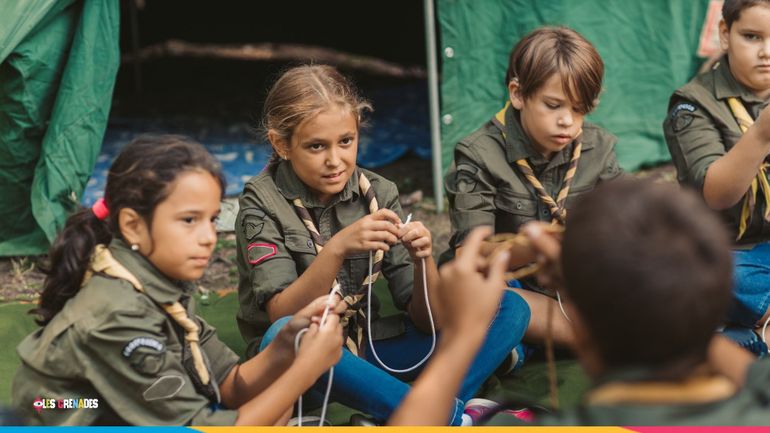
[495,343,532,376]
[463,398,535,425]
[720,326,768,358]
[287,415,331,426]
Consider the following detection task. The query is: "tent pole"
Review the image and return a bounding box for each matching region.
[423,0,444,213]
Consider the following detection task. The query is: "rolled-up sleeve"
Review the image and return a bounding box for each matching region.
[664,97,726,191]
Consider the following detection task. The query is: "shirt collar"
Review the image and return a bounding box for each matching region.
[274,160,360,208]
[498,104,591,168]
[108,238,193,305]
[714,57,767,104]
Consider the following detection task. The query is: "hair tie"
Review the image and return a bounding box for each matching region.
[91,198,109,220]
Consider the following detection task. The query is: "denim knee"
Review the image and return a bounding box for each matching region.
[259,315,293,352]
[500,290,531,331]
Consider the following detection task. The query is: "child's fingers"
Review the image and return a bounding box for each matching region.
[457,226,493,265]
[299,295,335,318]
[522,223,561,262]
[371,209,402,225]
[401,226,430,244]
[363,241,391,252]
[364,220,401,239]
[486,250,510,285]
[407,237,431,250]
[320,312,340,330]
[362,227,399,244]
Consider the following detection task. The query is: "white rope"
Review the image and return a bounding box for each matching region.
[365,214,436,373]
[294,285,341,427]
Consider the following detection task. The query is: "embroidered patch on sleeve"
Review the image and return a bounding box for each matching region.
[248,243,277,265]
[670,103,697,133]
[123,337,166,376]
[455,163,480,193]
[241,209,267,241]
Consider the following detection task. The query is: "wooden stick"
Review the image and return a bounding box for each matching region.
[121,39,427,79]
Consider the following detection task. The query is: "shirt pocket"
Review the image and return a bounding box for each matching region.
[342,252,371,294]
[494,190,538,232]
[283,232,318,273]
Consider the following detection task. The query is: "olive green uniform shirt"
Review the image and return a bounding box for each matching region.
[488,359,770,425]
[442,105,623,290]
[664,59,770,245]
[13,240,240,426]
[235,161,414,357]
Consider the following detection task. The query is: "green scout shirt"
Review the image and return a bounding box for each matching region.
[664,59,770,246]
[442,104,622,291]
[235,161,415,358]
[13,240,240,426]
[488,359,770,425]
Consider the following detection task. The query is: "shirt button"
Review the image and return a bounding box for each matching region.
[515,202,523,210]
[307,239,314,248]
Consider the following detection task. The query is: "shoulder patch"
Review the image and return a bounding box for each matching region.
[124,337,166,376]
[670,103,697,133]
[248,243,277,265]
[123,337,164,358]
[241,209,267,240]
[455,163,479,193]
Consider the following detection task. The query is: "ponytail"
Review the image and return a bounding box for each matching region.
[33,207,111,325]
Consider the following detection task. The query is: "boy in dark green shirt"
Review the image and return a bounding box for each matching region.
[664,0,770,355]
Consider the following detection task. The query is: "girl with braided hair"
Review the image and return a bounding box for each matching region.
[235,65,530,425]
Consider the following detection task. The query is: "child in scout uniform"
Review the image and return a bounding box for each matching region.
[483,179,770,425]
[235,65,531,425]
[444,27,622,350]
[13,135,345,426]
[664,0,770,356]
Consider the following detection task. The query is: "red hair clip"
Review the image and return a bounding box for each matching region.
[91,198,109,220]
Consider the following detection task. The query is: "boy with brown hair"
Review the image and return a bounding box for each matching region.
[664,0,770,355]
[444,26,623,353]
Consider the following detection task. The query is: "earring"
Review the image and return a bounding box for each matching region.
[131,244,139,251]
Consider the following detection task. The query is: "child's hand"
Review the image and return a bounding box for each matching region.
[399,221,432,260]
[297,314,344,375]
[437,227,508,335]
[271,295,344,363]
[521,222,565,289]
[328,209,401,256]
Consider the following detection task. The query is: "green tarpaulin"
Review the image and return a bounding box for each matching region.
[437,0,711,173]
[0,0,119,256]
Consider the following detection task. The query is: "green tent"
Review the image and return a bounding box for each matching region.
[436,0,712,174]
[0,0,119,256]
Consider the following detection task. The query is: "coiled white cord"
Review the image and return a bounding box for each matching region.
[366,214,437,373]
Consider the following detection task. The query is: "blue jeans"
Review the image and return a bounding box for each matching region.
[260,290,530,425]
[730,242,770,327]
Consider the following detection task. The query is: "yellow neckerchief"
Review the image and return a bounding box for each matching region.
[727,97,770,240]
[492,102,582,225]
[587,371,736,406]
[83,245,210,385]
